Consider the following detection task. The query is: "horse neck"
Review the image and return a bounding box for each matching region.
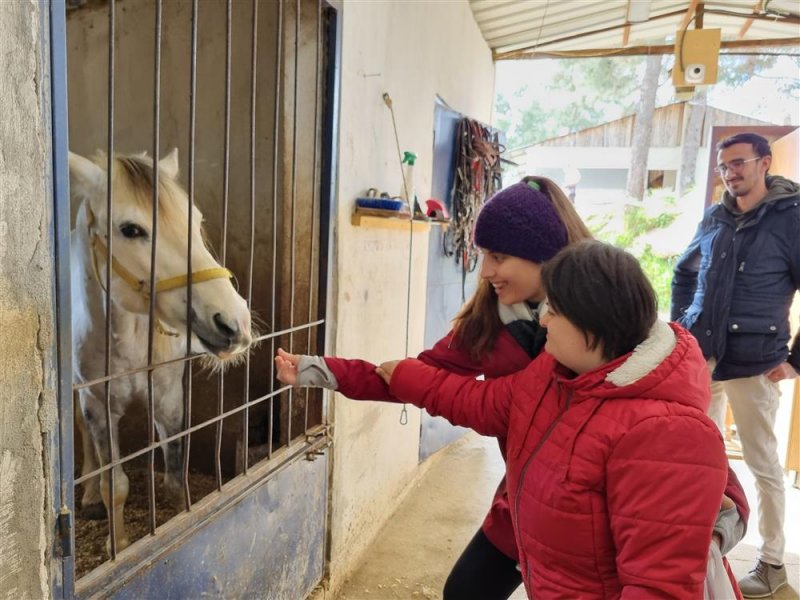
[72,202,186,364]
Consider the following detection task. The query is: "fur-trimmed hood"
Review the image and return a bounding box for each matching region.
[554,320,711,414]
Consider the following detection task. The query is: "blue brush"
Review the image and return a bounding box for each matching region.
[355,197,404,211]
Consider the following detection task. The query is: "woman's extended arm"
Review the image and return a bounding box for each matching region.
[275,330,489,401]
[382,357,528,439]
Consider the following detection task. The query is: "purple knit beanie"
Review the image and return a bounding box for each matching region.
[474,181,568,263]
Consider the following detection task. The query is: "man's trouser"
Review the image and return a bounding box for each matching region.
[708,360,785,565]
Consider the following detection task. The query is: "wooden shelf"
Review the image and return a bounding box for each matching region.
[351,212,431,232]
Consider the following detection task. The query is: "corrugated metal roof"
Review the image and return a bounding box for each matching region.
[470,0,800,59]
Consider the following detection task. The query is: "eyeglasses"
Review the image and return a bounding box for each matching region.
[715,156,761,176]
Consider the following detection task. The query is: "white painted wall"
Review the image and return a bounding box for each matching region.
[0,2,57,598]
[325,0,494,593]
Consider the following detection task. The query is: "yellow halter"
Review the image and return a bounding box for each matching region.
[85,205,233,336]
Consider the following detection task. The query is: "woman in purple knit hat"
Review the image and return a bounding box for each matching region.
[274,178,748,599]
[275,176,592,599]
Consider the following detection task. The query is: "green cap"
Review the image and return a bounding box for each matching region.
[402,151,417,166]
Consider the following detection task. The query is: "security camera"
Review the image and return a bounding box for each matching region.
[684,63,706,85]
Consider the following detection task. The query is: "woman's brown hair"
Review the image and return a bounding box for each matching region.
[450,176,593,361]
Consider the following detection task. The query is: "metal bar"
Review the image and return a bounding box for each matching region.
[75,425,329,599]
[287,0,301,445]
[182,0,199,511]
[215,0,232,491]
[73,320,326,391]
[48,0,75,592]
[318,2,342,440]
[104,0,118,559]
[269,0,283,460]
[75,382,305,485]
[147,0,163,537]
[243,0,259,474]
[305,0,323,435]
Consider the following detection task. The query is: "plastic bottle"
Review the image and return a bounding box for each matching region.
[400,151,417,215]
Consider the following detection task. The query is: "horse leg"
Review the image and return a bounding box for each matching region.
[75,394,106,519]
[80,396,130,555]
[155,385,186,507]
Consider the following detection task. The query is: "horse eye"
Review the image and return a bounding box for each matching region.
[119,222,149,239]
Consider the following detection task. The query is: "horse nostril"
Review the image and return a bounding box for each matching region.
[213,312,238,340]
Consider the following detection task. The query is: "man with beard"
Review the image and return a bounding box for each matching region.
[672,131,800,598]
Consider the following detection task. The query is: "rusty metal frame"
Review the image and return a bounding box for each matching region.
[56,0,335,595]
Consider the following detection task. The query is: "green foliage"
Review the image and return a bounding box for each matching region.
[494,52,796,152]
[587,201,680,314]
[615,205,677,249]
[716,54,778,87]
[638,246,677,315]
[494,56,654,149]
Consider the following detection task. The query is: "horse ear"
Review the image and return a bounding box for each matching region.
[159,148,180,180]
[68,151,105,199]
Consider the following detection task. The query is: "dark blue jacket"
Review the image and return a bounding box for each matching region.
[671,175,800,380]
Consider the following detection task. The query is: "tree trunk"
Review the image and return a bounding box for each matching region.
[677,88,708,198]
[626,54,662,201]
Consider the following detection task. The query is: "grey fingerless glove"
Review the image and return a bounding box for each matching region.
[295,355,339,389]
[713,505,745,556]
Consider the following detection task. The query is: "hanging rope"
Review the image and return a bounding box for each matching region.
[383,92,411,426]
[443,117,503,300]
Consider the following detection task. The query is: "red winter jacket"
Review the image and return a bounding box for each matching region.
[325,328,531,559]
[389,322,729,599]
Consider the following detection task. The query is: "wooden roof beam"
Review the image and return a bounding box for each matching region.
[493,8,800,59]
[679,0,701,32]
[739,1,764,39]
[496,36,800,60]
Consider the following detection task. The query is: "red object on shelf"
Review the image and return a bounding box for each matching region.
[425,198,449,220]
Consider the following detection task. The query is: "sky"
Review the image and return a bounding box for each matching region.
[704,54,800,124]
[494,53,800,131]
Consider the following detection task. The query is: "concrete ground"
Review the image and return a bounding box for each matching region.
[334,432,800,600]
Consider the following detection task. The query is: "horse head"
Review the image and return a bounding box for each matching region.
[69,149,253,362]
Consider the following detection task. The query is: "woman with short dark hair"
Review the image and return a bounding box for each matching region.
[377,241,731,598]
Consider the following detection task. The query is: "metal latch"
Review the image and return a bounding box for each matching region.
[57,505,73,557]
[305,425,333,461]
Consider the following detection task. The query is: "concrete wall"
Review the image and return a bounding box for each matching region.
[0,2,57,599]
[324,1,494,593]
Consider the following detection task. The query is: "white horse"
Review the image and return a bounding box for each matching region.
[70,149,253,554]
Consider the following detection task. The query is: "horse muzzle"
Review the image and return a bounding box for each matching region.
[191,310,252,360]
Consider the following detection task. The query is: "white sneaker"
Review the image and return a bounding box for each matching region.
[738,560,788,598]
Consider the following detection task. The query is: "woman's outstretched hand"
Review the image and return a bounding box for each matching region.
[275,348,301,385]
[375,360,401,385]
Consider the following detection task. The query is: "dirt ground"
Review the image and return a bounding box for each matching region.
[75,465,219,579]
[330,432,799,600]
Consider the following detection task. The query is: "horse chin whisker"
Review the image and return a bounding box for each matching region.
[197,351,242,375]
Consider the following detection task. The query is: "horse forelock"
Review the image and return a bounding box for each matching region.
[106,155,195,239]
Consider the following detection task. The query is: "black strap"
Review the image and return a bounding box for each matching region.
[506,319,547,359]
